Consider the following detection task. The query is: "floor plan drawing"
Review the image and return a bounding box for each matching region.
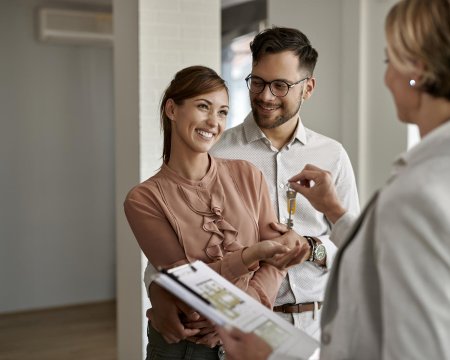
[196,279,243,319]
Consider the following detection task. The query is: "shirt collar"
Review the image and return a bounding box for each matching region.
[390,120,450,179]
[160,154,217,187]
[242,112,307,146]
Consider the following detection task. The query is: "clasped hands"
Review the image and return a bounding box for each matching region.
[259,222,311,269]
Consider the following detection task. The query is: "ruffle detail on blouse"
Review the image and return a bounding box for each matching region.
[178,183,242,261]
[203,208,242,261]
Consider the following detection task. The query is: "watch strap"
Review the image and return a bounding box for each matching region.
[305,236,315,261]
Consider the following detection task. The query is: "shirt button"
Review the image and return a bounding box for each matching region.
[281,217,286,223]
[322,331,331,345]
[279,183,285,189]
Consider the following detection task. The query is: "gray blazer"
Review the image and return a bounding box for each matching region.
[320,121,450,360]
[271,120,450,360]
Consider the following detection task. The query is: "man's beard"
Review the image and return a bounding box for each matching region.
[252,95,303,130]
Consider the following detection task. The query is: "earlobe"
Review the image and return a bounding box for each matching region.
[410,62,425,88]
[303,87,312,100]
[304,77,316,99]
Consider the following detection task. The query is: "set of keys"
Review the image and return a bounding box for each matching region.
[285,183,297,230]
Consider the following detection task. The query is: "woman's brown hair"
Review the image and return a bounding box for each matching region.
[160,66,228,164]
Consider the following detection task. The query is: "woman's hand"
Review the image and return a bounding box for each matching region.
[217,326,272,360]
[242,240,290,268]
[263,244,308,269]
[289,164,347,224]
[263,223,311,269]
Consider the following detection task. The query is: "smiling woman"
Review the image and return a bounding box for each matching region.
[123,65,306,360]
[165,89,229,180]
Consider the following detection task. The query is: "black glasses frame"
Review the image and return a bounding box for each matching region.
[245,74,310,97]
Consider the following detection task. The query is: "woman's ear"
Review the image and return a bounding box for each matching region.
[165,99,176,121]
[412,61,426,84]
[303,77,316,100]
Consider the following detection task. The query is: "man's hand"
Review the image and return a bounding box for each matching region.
[216,326,272,360]
[148,283,201,343]
[184,315,222,348]
[289,164,346,224]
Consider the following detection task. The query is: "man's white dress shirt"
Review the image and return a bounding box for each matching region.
[210,113,360,338]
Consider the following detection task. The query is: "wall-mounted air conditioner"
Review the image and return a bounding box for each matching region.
[37,7,113,46]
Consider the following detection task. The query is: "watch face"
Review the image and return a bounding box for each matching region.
[314,244,327,261]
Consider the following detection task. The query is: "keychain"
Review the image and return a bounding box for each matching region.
[286,183,297,229]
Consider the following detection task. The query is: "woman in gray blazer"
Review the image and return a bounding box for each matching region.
[218,0,450,359]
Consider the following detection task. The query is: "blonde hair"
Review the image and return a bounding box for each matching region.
[385,0,450,100]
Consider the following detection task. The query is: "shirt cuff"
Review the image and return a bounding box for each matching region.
[143,260,157,298]
[330,211,357,247]
[315,235,338,269]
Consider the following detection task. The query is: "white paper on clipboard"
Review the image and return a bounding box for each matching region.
[153,260,319,359]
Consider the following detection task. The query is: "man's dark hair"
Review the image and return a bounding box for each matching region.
[250,26,318,75]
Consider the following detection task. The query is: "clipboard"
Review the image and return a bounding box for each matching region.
[152,260,319,359]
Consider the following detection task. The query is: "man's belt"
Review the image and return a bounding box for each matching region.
[273,302,322,314]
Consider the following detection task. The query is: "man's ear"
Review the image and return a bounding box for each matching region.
[165,99,176,121]
[303,77,316,100]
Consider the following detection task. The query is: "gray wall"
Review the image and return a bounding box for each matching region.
[0,0,115,313]
[269,0,343,143]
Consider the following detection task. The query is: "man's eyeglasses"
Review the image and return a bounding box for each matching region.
[245,74,310,97]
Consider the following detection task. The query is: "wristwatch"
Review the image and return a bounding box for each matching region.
[305,236,327,263]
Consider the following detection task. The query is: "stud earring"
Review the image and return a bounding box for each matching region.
[409,79,416,87]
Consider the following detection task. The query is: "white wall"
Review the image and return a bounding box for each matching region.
[139,0,221,180]
[0,0,115,313]
[359,0,406,199]
[268,0,406,202]
[114,0,221,358]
